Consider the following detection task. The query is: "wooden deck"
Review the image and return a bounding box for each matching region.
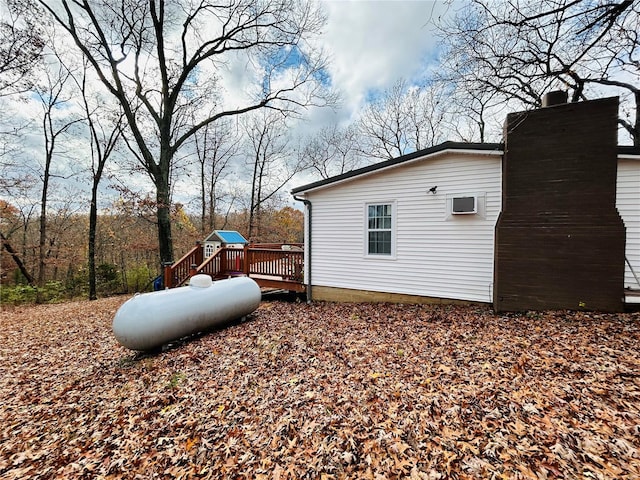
[163,243,305,293]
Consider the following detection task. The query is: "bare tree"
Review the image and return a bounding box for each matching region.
[357,80,408,160]
[439,0,639,145]
[0,0,44,96]
[191,117,240,236]
[215,184,244,232]
[404,82,452,149]
[33,54,83,293]
[433,53,506,143]
[1,0,45,193]
[71,59,124,300]
[38,0,336,265]
[0,116,29,187]
[243,110,308,241]
[357,79,452,160]
[304,124,364,179]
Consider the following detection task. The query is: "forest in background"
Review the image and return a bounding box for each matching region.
[1,201,303,303]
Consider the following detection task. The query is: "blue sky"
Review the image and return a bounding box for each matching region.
[218,1,451,137]
[314,1,449,124]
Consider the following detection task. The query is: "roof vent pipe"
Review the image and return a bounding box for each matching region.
[542,90,568,107]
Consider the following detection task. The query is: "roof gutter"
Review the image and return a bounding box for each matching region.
[293,194,312,303]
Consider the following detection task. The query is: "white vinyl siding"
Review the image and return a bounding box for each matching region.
[617,158,640,290]
[306,151,502,303]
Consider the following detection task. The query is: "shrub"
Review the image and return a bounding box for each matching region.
[96,263,122,296]
[42,281,65,303]
[65,268,89,299]
[126,264,155,293]
[1,284,38,305]
[1,281,65,305]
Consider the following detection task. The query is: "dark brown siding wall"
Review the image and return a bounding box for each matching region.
[494,97,626,312]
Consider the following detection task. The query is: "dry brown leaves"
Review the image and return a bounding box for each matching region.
[0,298,639,479]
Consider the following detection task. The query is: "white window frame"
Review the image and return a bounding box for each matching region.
[364,201,396,259]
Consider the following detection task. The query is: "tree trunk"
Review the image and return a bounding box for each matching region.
[200,158,206,236]
[88,190,98,300]
[37,146,51,303]
[208,181,216,232]
[37,201,46,288]
[156,183,173,265]
[248,150,260,242]
[119,248,127,294]
[0,231,35,285]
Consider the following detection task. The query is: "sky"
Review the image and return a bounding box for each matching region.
[0,0,455,214]
[314,0,448,126]
[3,0,638,229]
[215,0,452,138]
[261,0,453,195]
[156,0,455,207]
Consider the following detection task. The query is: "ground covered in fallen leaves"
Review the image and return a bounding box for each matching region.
[0,297,639,479]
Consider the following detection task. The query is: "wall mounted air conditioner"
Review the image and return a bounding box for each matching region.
[451,196,477,214]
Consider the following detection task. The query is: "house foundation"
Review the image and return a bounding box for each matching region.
[310,285,482,306]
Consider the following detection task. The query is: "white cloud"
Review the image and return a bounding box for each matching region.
[214,1,451,137]
[319,0,448,120]
[217,51,261,111]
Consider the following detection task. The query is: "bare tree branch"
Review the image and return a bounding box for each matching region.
[37,0,336,263]
[438,0,640,145]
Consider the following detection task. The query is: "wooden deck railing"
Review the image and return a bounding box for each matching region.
[247,248,303,281]
[163,243,305,292]
[163,242,203,288]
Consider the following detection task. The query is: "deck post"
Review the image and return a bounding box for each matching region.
[163,262,174,289]
[243,244,250,276]
[195,241,203,265]
[220,247,227,274]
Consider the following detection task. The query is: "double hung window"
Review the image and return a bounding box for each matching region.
[367,203,393,255]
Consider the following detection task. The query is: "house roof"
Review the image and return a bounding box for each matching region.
[204,230,248,244]
[291,140,640,196]
[619,145,640,157]
[291,141,503,195]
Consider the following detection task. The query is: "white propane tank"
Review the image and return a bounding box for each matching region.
[113,275,261,351]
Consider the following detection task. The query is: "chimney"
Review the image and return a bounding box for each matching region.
[542,90,568,107]
[494,96,625,312]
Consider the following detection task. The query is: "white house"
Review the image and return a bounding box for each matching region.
[292,97,640,311]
